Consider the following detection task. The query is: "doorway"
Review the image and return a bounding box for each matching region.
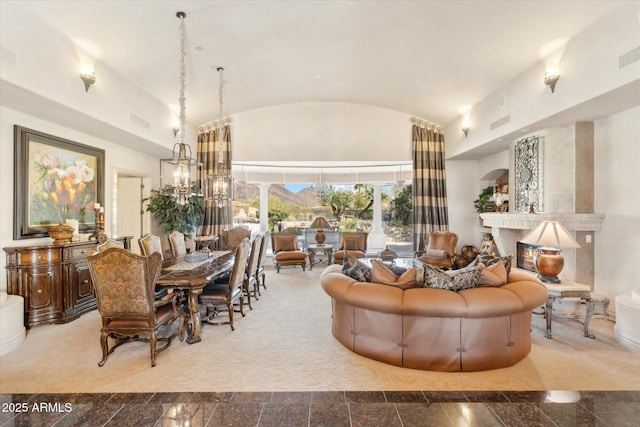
[113,172,151,253]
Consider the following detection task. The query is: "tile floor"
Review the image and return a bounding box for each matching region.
[1,390,639,426]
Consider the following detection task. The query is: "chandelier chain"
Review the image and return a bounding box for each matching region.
[178,14,186,145]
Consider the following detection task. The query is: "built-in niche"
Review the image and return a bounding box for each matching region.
[514,135,543,213]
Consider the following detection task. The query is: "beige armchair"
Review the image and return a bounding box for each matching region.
[333,232,368,265]
[415,231,459,269]
[271,232,308,272]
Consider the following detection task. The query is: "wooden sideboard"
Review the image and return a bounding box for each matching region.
[3,237,132,328]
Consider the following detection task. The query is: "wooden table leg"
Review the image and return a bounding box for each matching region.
[185,289,203,344]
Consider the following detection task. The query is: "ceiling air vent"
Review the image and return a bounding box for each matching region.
[0,46,16,66]
[490,114,510,131]
[619,46,640,69]
[129,112,151,130]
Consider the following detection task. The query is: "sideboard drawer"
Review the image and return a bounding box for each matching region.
[17,249,61,266]
[66,246,94,261]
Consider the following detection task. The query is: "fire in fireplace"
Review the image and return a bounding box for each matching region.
[517,242,539,273]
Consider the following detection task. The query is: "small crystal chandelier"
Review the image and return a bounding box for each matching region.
[205,67,234,208]
[313,169,332,197]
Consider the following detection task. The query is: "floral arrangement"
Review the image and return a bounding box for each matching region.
[31,150,97,225]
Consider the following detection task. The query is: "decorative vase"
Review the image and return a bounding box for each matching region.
[315,230,326,245]
[48,224,75,243]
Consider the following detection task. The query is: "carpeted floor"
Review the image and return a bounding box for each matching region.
[1,265,639,394]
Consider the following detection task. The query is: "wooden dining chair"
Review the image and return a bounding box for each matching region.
[87,247,184,367]
[255,232,269,293]
[199,238,250,331]
[95,238,125,253]
[139,233,164,260]
[168,230,187,258]
[243,234,262,309]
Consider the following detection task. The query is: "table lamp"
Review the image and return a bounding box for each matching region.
[520,220,580,283]
[310,217,330,244]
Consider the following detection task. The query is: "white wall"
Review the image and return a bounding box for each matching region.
[445,160,482,249]
[0,107,159,292]
[594,106,640,305]
[232,102,414,162]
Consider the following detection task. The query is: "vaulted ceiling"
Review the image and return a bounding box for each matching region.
[8,0,627,127]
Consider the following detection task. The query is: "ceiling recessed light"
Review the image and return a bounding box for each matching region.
[194,46,203,51]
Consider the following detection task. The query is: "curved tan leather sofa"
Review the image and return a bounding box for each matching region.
[320,264,548,372]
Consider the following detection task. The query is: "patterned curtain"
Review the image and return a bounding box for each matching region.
[412,122,449,252]
[197,124,233,244]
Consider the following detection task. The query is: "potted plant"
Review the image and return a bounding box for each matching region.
[143,184,204,239]
[474,186,494,213]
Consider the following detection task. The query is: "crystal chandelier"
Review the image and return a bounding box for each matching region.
[313,169,332,197]
[167,11,200,205]
[205,67,234,208]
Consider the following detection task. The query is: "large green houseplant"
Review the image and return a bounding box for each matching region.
[143,185,204,239]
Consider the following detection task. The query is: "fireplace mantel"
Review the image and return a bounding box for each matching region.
[479,213,605,282]
[479,213,605,231]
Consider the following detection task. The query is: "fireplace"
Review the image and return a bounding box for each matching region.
[517,242,539,273]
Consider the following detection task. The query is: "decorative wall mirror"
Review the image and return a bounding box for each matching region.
[514,135,543,213]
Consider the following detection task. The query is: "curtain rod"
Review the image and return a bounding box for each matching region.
[198,117,233,133]
[410,117,443,133]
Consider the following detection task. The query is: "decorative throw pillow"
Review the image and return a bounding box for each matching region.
[478,261,508,287]
[476,254,513,274]
[371,260,417,290]
[423,263,483,291]
[274,236,297,252]
[341,236,361,251]
[342,253,371,282]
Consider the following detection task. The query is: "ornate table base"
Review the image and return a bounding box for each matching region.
[544,281,595,339]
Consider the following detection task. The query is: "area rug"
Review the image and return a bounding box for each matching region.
[1,265,638,393]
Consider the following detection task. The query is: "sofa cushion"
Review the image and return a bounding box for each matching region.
[371,260,417,290]
[477,254,513,274]
[478,261,508,287]
[423,263,483,291]
[274,251,306,261]
[342,253,372,282]
[341,235,362,251]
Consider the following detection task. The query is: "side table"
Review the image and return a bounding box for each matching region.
[544,281,595,339]
[308,245,333,270]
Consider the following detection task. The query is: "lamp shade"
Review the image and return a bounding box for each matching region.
[520,221,580,249]
[310,217,330,229]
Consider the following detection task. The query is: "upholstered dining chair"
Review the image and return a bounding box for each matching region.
[199,238,250,331]
[271,232,308,273]
[138,233,169,300]
[242,234,262,309]
[415,231,459,269]
[168,230,187,258]
[139,233,164,260]
[255,232,269,293]
[87,247,184,367]
[332,231,368,265]
[221,226,252,251]
[95,238,124,253]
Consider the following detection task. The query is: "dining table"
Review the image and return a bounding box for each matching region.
[156,250,234,344]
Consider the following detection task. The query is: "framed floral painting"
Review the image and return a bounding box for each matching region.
[13,125,105,239]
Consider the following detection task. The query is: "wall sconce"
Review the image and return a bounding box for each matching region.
[461,116,470,137]
[458,105,471,137]
[544,63,560,93]
[79,62,96,92]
